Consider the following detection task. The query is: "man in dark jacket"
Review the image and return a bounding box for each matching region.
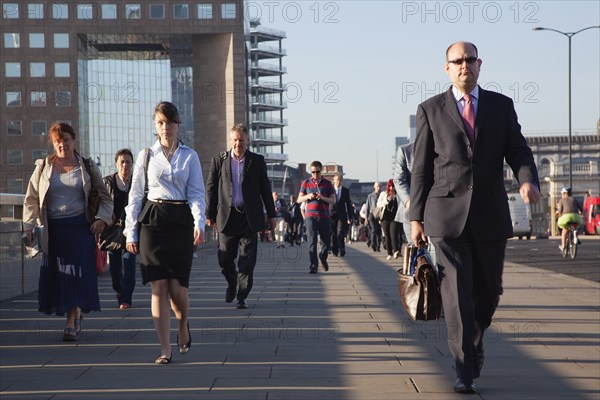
[205,124,276,309]
[330,173,353,257]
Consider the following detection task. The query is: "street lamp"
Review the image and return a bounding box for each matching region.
[533,25,600,190]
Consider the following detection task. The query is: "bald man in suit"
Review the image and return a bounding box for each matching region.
[409,42,540,394]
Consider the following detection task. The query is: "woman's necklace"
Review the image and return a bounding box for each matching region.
[161,140,177,162]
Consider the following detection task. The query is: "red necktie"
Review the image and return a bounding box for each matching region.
[462,94,475,145]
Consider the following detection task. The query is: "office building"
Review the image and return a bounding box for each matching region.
[1,1,249,192]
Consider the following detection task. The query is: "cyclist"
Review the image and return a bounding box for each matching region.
[556,187,583,252]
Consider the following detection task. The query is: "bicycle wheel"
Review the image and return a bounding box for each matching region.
[562,233,569,258]
[569,232,577,259]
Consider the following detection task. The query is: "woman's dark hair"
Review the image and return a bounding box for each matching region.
[114,148,134,162]
[48,122,76,145]
[153,101,181,124]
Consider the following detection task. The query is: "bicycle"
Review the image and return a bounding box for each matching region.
[561,223,579,259]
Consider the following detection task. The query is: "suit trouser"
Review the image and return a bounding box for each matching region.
[430,229,506,382]
[218,210,258,301]
[367,216,382,249]
[287,219,301,244]
[331,217,349,254]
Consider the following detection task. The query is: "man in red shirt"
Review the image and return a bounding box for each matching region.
[297,161,336,274]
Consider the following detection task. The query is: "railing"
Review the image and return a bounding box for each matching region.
[251,114,288,125]
[251,43,287,55]
[259,153,288,162]
[0,221,39,300]
[251,62,287,73]
[252,133,288,143]
[250,25,287,38]
[251,82,286,92]
[252,97,288,108]
[550,161,599,177]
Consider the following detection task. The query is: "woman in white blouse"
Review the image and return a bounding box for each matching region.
[124,102,206,364]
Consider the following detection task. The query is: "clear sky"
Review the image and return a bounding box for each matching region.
[248,0,600,182]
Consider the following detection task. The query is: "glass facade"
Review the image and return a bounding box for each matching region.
[0,1,247,195]
[78,34,194,176]
[4,33,19,48]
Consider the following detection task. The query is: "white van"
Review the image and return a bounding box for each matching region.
[507,193,532,239]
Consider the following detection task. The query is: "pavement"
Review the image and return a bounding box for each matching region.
[0,240,598,400]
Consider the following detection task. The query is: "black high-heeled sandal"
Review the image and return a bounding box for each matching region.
[177,322,192,355]
[154,354,172,365]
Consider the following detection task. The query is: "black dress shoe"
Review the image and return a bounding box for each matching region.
[309,266,318,274]
[340,249,346,257]
[453,378,475,394]
[225,286,236,303]
[236,300,248,309]
[319,252,329,271]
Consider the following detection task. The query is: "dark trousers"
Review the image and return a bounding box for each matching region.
[368,216,382,250]
[305,216,331,268]
[218,209,258,301]
[331,217,349,255]
[287,219,302,244]
[380,220,401,256]
[108,249,136,305]
[431,228,506,382]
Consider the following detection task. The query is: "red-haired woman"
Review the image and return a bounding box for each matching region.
[23,122,113,341]
[376,179,401,260]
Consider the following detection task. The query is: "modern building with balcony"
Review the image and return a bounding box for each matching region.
[247,18,288,194]
[1,1,247,192]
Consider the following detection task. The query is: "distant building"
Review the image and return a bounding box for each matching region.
[0,1,262,193]
[247,18,288,195]
[516,133,600,236]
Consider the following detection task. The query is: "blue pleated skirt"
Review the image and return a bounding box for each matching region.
[38,213,101,316]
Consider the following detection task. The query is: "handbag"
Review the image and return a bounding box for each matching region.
[22,225,45,258]
[372,206,383,220]
[397,244,442,321]
[96,247,108,275]
[98,219,125,251]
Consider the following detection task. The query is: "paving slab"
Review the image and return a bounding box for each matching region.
[1,241,598,399]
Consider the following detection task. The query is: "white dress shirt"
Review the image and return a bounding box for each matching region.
[124,141,206,242]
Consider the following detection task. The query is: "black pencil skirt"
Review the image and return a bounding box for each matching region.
[139,201,194,288]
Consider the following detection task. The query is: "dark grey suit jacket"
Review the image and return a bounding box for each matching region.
[408,87,539,240]
[205,150,276,233]
[331,186,353,222]
[393,142,413,224]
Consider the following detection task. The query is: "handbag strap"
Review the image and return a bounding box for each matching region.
[409,248,427,275]
[81,156,95,186]
[143,147,150,203]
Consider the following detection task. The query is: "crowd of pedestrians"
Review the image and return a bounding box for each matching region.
[21,41,543,394]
